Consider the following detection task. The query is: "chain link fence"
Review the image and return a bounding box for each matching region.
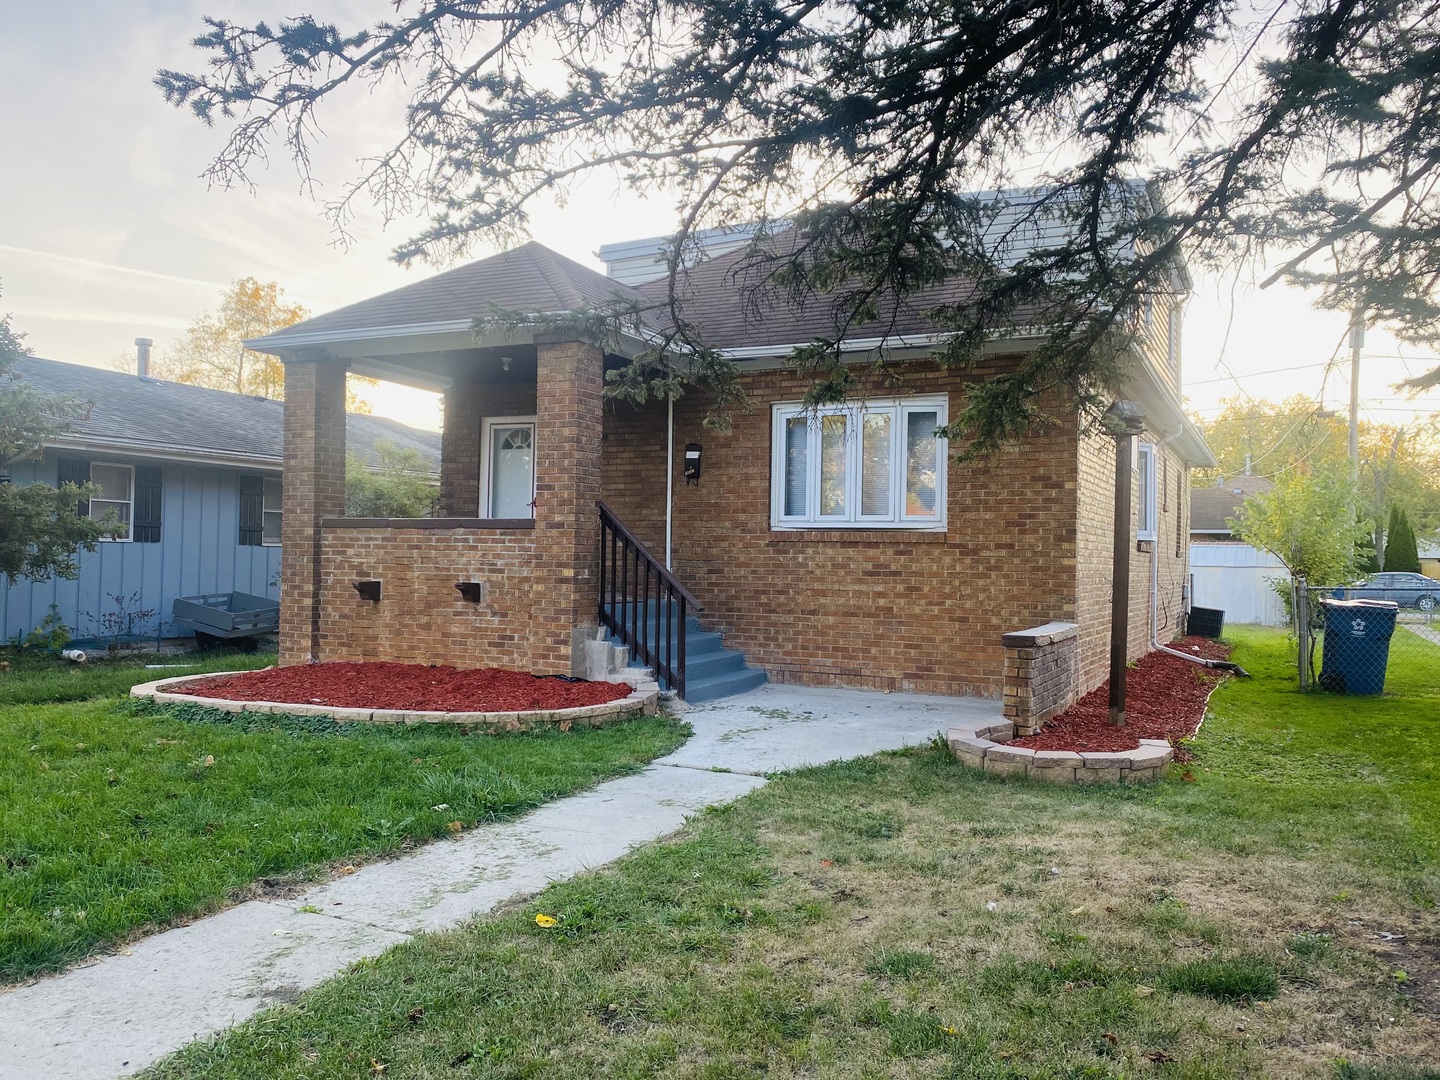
[1293,578,1440,695]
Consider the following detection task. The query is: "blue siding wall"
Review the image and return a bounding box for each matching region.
[1,453,282,643]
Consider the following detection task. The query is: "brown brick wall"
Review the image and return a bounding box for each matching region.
[440,380,538,517]
[1073,427,1191,693]
[318,525,544,666]
[280,358,347,665]
[602,360,1082,697]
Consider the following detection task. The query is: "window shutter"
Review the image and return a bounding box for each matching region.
[56,458,91,517]
[239,474,264,546]
[133,466,163,543]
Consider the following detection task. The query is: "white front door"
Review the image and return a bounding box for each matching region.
[483,417,536,518]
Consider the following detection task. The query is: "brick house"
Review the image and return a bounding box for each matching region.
[250,222,1213,712]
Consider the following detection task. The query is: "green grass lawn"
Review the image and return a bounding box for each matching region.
[145,627,1439,1079]
[0,655,688,982]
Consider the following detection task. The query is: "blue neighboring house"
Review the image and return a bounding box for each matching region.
[2,356,440,646]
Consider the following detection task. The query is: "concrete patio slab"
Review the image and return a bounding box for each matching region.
[0,682,994,1080]
[666,683,996,775]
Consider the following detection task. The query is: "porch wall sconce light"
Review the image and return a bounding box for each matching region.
[353,579,382,602]
[455,581,487,603]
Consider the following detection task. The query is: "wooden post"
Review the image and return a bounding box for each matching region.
[1104,400,1146,728]
[1109,430,1134,727]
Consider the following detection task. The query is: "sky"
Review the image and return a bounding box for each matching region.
[3,1,1440,445]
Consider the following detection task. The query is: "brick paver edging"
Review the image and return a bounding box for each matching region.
[945,721,1172,784]
[130,671,661,733]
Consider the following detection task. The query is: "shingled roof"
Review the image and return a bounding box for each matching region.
[1191,476,1274,534]
[634,230,998,352]
[256,241,646,345]
[8,356,440,471]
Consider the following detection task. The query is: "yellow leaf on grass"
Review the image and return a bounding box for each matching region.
[939,1026,959,1037]
[447,820,463,833]
[1069,906,1085,916]
[534,913,559,928]
[202,755,215,768]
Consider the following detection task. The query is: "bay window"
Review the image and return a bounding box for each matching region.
[772,397,947,529]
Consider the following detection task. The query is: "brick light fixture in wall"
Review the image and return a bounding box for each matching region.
[1102,400,1146,727]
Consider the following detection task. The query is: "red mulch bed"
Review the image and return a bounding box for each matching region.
[1009,637,1232,756]
[173,663,633,713]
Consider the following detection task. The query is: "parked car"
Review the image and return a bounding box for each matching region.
[1342,572,1440,612]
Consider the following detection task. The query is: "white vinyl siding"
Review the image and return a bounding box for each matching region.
[1137,442,1157,541]
[772,397,947,529]
[89,463,133,541]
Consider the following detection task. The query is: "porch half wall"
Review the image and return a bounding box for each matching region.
[317,521,554,668]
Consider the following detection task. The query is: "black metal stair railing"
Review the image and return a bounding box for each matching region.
[597,501,702,698]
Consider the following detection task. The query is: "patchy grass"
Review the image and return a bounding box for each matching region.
[0,679,688,982]
[146,627,1439,1079]
[0,648,276,706]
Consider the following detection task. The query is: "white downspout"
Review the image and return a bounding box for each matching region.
[1148,431,1249,676]
[665,393,674,570]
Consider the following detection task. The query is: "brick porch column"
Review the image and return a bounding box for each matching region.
[533,337,604,674]
[280,357,347,665]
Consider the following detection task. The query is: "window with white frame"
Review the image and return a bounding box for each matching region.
[771,397,947,528]
[262,477,282,545]
[89,463,134,540]
[1136,442,1157,541]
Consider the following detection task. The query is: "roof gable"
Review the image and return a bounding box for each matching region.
[256,241,646,346]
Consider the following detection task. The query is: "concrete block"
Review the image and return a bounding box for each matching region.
[1028,765,1077,783]
[1079,751,1134,770]
[983,758,1029,779]
[985,744,1036,764]
[1075,766,1124,784]
[948,733,993,755]
[954,749,987,771]
[979,724,1015,742]
[1122,766,1159,784]
[1030,750,1083,768]
[1127,746,1172,770]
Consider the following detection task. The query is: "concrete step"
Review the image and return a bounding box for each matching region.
[601,603,765,702]
[684,666,768,703]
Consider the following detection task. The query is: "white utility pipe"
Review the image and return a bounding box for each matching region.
[665,393,674,570]
[1148,435,1248,676]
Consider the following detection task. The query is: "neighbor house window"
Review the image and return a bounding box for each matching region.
[1136,442,1157,541]
[262,477,282,545]
[239,474,281,546]
[89,463,134,541]
[771,397,947,529]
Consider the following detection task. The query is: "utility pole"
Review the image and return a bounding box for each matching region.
[1349,308,1364,486]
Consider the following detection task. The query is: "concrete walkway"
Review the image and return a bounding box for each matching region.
[0,684,993,1080]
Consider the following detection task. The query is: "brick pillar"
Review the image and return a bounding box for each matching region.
[440,379,482,517]
[1001,621,1080,736]
[532,338,603,674]
[280,358,347,665]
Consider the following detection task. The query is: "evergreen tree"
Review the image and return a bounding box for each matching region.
[1383,506,1421,573]
[159,0,1440,450]
[0,290,113,582]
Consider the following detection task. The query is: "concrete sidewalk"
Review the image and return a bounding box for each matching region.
[0,684,993,1080]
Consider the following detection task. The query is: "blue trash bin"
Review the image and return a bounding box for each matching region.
[1318,598,1399,695]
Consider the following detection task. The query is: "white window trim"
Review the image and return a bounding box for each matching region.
[479,415,538,519]
[1137,442,1158,541]
[770,396,948,530]
[89,462,134,543]
[261,476,283,547]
